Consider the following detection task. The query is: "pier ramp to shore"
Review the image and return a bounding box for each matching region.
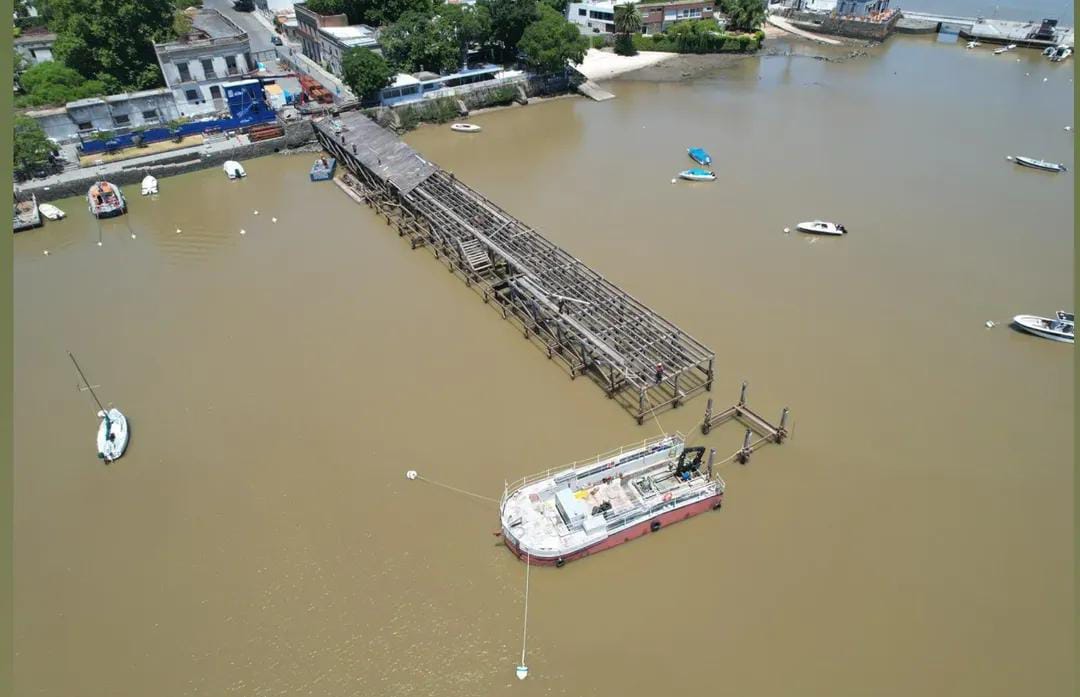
[316,112,715,423]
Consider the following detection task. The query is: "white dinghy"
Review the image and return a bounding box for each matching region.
[1011,155,1068,172]
[450,123,482,133]
[38,203,65,220]
[796,220,847,235]
[141,175,158,195]
[223,160,246,179]
[1012,314,1075,343]
[96,408,130,463]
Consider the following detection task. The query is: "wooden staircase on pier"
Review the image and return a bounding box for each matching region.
[458,238,492,275]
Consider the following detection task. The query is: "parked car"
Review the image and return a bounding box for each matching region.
[271,35,283,46]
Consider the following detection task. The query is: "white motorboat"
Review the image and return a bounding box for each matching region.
[223,160,246,179]
[678,168,716,182]
[1050,46,1072,62]
[1011,155,1067,172]
[966,40,981,49]
[38,203,65,220]
[796,220,846,235]
[450,123,482,133]
[96,408,130,463]
[993,44,1017,54]
[141,175,158,195]
[1012,314,1074,343]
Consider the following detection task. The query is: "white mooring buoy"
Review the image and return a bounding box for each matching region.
[670,178,676,184]
[176,228,182,233]
[1065,126,1073,132]
[43,249,49,256]
[985,320,995,328]
[131,233,136,239]
[1006,156,1014,160]
[240,229,246,235]
[253,210,259,215]
[97,241,103,247]
[271,217,278,223]
[783,227,791,233]
[516,665,528,681]
[405,470,418,480]
[1043,77,1048,82]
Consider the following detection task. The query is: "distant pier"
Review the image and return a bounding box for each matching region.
[316,113,716,424]
[899,12,1074,48]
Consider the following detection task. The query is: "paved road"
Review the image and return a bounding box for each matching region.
[203,0,275,51]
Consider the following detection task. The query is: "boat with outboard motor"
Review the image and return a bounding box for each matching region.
[796,220,846,235]
[87,181,126,218]
[687,147,712,166]
[1012,313,1074,343]
[678,168,716,181]
[500,433,724,566]
[1012,155,1068,172]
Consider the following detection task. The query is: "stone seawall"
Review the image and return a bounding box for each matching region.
[784,10,900,41]
[19,120,317,203]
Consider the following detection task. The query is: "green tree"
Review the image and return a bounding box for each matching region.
[305,0,345,15]
[719,0,765,32]
[518,4,587,74]
[13,116,53,175]
[341,47,395,102]
[613,3,641,55]
[477,0,540,63]
[437,3,492,70]
[49,0,176,89]
[380,11,459,74]
[539,0,567,13]
[15,61,110,106]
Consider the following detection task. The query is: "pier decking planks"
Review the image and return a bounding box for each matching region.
[316,112,716,423]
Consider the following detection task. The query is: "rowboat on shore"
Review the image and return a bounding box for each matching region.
[678,168,716,182]
[87,181,126,219]
[796,220,846,235]
[687,147,712,166]
[1012,313,1074,343]
[38,203,65,220]
[450,123,482,133]
[1010,155,1068,172]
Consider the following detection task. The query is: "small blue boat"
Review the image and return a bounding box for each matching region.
[687,147,712,166]
[310,156,337,182]
[678,168,716,182]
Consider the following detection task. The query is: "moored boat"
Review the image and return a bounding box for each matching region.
[96,408,130,463]
[678,167,716,181]
[223,160,246,179]
[796,220,846,235]
[38,203,65,220]
[1012,314,1074,343]
[687,147,712,166]
[966,40,981,48]
[309,156,337,181]
[450,123,482,133]
[1012,155,1067,172]
[87,181,126,219]
[141,175,158,195]
[993,44,1017,54]
[500,434,724,567]
[1057,310,1074,322]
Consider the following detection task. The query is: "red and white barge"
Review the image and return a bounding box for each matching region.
[500,433,723,567]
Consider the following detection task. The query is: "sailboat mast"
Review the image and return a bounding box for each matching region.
[68,352,106,413]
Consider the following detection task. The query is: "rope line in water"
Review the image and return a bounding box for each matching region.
[520,551,530,670]
[415,475,499,504]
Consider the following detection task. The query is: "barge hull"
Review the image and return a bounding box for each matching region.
[503,492,722,566]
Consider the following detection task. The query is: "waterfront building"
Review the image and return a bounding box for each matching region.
[378,64,507,106]
[294,2,349,63]
[566,0,716,35]
[154,9,257,118]
[317,25,380,77]
[14,26,55,66]
[834,0,889,16]
[25,89,183,143]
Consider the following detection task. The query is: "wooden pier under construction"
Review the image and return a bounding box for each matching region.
[315,112,716,423]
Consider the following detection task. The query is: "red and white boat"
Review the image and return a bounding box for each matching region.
[500,434,724,567]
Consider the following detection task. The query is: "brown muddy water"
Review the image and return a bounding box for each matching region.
[14,35,1074,697]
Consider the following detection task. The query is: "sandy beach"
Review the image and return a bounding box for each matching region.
[575,48,676,81]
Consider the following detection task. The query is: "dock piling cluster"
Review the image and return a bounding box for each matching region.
[702,382,790,464]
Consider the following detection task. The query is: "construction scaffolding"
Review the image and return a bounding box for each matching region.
[316,112,715,423]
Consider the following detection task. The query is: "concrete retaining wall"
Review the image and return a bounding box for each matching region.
[785,9,899,40]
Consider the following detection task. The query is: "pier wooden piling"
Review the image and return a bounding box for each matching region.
[315,113,716,424]
[701,381,790,464]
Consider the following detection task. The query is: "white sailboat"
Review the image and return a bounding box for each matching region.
[69,352,130,463]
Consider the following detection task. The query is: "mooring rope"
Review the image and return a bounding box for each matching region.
[519,551,530,678]
[414,474,499,504]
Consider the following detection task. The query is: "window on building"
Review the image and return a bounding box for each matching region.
[578,7,586,14]
[113,114,130,126]
[225,55,238,75]
[210,85,222,99]
[244,53,254,71]
[177,62,192,82]
[201,58,216,79]
[77,121,93,132]
[185,88,200,103]
[142,109,158,121]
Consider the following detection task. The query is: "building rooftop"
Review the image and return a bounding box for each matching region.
[192,8,245,39]
[319,24,378,47]
[389,73,422,88]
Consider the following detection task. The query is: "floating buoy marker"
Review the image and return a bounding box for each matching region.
[516,665,528,681]
[405,470,418,480]
[253,210,259,215]
[1065,126,1072,131]
[131,233,136,239]
[43,250,49,256]
[176,228,182,233]
[670,178,676,184]
[783,227,791,233]
[1006,156,1013,160]
[240,229,246,235]
[1043,77,1048,82]
[985,321,995,328]
[97,241,102,247]
[271,217,277,223]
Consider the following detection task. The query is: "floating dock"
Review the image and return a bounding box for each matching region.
[13,193,42,232]
[316,112,716,423]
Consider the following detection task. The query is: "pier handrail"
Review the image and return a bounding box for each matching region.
[501,432,685,504]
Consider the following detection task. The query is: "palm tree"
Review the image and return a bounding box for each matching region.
[613,3,642,55]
